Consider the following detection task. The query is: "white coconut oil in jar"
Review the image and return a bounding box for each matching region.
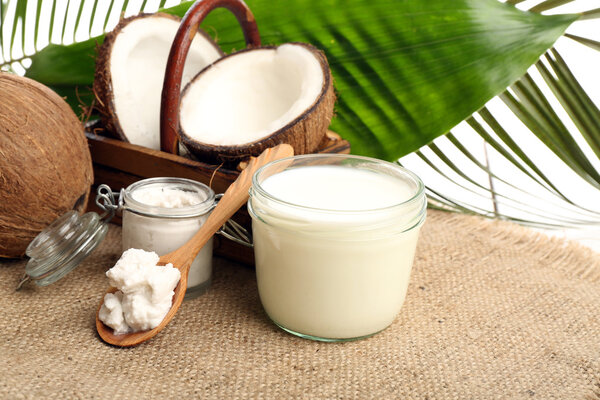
[248,154,427,341]
[121,177,215,299]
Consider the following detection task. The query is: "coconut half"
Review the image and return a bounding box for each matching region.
[179,42,335,164]
[94,13,222,150]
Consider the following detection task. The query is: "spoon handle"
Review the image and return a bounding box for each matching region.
[162,144,294,269]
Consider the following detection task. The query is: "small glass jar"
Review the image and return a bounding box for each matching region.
[121,177,215,299]
[248,154,427,342]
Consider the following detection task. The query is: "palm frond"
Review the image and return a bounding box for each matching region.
[397,0,600,232]
[0,0,598,236]
[565,33,600,50]
[530,0,576,13]
[0,0,186,109]
[401,45,600,228]
[0,0,183,72]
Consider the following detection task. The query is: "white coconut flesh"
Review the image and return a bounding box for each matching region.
[109,16,221,149]
[180,43,325,146]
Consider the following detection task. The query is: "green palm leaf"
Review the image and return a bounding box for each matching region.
[405,55,600,230]
[399,1,600,234]
[21,0,577,161]
[1,0,599,233]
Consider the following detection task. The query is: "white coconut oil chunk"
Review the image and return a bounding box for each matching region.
[180,43,324,145]
[98,248,181,334]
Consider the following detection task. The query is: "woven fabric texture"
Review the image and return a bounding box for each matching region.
[1,210,599,399]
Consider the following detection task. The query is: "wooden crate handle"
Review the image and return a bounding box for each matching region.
[160,0,261,154]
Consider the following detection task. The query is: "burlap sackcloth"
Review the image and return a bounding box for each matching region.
[1,210,599,399]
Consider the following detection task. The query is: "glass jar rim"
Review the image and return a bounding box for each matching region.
[251,153,426,215]
[123,177,215,218]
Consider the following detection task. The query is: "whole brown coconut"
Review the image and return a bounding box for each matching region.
[0,73,93,258]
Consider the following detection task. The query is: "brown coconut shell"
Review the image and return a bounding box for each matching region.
[93,13,223,142]
[0,73,93,258]
[178,42,335,165]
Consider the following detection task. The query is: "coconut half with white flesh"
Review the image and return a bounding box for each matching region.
[179,42,335,164]
[94,13,222,150]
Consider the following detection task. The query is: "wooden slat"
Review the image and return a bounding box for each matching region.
[86,132,238,193]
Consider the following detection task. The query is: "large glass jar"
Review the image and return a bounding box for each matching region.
[248,154,427,341]
[122,177,215,299]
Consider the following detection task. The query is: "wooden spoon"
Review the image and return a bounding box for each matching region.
[96,144,294,347]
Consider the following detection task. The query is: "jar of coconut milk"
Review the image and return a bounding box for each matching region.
[248,154,427,341]
[122,177,215,299]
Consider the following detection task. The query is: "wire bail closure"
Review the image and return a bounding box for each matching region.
[95,184,122,220]
[213,194,253,248]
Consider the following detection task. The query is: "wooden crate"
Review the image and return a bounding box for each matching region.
[85,131,350,265]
